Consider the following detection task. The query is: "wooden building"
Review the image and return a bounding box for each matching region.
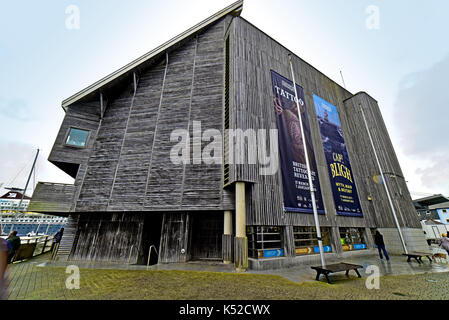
[29,1,427,270]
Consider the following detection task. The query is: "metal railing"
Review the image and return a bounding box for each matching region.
[3,235,55,263]
[127,245,140,265]
[147,245,159,267]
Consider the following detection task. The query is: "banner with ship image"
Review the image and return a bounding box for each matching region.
[270,70,324,214]
[313,94,363,217]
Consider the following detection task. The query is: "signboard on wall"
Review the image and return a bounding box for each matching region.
[313,94,363,217]
[270,70,324,214]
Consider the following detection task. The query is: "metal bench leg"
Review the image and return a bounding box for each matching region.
[407,256,411,263]
[415,257,421,264]
[315,271,321,281]
[427,256,432,263]
[354,269,362,278]
[345,270,350,277]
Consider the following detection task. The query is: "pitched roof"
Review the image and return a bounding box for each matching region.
[62,0,243,111]
[0,191,31,200]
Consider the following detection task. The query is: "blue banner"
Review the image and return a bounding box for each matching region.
[271,70,324,214]
[313,246,332,253]
[263,249,284,258]
[313,95,363,217]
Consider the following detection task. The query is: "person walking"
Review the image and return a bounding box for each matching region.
[50,228,64,253]
[374,230,390,261]
[440,233,449,256]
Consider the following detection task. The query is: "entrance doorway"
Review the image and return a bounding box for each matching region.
[141,214,163,265]
[191,212,223,261]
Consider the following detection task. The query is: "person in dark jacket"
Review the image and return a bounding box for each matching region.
[374,230,390,261]
[6,231,21,264]
[50,228,64,253]
[1,227,9,299]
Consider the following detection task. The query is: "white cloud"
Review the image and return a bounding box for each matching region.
[394,55,449,195]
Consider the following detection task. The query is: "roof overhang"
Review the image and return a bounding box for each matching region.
[413,194,449,207]
[61,0,243,111]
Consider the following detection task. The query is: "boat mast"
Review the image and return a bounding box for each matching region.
[10,149,39,233]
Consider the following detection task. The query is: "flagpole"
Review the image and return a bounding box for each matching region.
[360,105,408,254]
[288,54,326,268]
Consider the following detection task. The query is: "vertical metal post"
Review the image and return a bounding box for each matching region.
[10,149,39,233]
[360,105,408,254]
[17,149,40,214]
[288,55,326,268]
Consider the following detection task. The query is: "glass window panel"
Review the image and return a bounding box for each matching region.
[66,128,89,147]
[294,226,332,256]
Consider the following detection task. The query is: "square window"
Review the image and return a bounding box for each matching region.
[65,128,89,148]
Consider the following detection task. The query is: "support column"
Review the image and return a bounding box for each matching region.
[223,211,233,264]
[234,182,248,272]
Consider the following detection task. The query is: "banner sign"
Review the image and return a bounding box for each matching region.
[295,246,332,255]
[313,94,363,217]
[270,70,324,214]
[262,249,284,258]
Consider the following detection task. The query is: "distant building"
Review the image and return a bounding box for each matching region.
[414,194,449,224]
[29,1,426,270]
[0,190,31,213]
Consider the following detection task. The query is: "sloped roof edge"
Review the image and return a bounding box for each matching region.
[62,0,243,111]
[413,194,449,207]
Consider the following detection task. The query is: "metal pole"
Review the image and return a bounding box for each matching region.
[340,71,347,90]
[288,54,326,267]
[17,149,40,214]
[11,149,39,233]
[360,105,408,254]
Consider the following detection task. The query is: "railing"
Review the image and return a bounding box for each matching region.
[4,235,55,263]
[147,245,159,267]
[127,245,140,265]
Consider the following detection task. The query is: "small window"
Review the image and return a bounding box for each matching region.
[247,226,284,259]
[340,227,367,251]
[293,226,332,255]
[65,128,89,148]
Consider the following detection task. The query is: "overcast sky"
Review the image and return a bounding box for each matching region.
[1,0,448,199]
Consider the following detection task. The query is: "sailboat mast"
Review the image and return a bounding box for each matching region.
[16,149,39,214]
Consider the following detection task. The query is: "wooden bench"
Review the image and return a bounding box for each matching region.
[311,263,363,284]
[403,252,433,264]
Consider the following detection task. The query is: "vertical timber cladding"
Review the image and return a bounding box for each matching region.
[231,16,420,233]
[75,18,234,213]
[69,18,236,262]
[70,213,144,263]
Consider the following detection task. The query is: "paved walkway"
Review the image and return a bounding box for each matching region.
[250,253,449,283]
[4,250,449,300]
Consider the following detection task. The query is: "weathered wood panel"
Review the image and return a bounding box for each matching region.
[28,182,75,214]
[159,212,190,263]
[62,18,235,213]
[234,236,248,271]
[229,17,420,231]
[222,234,233,262]
[69,213,144,263]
